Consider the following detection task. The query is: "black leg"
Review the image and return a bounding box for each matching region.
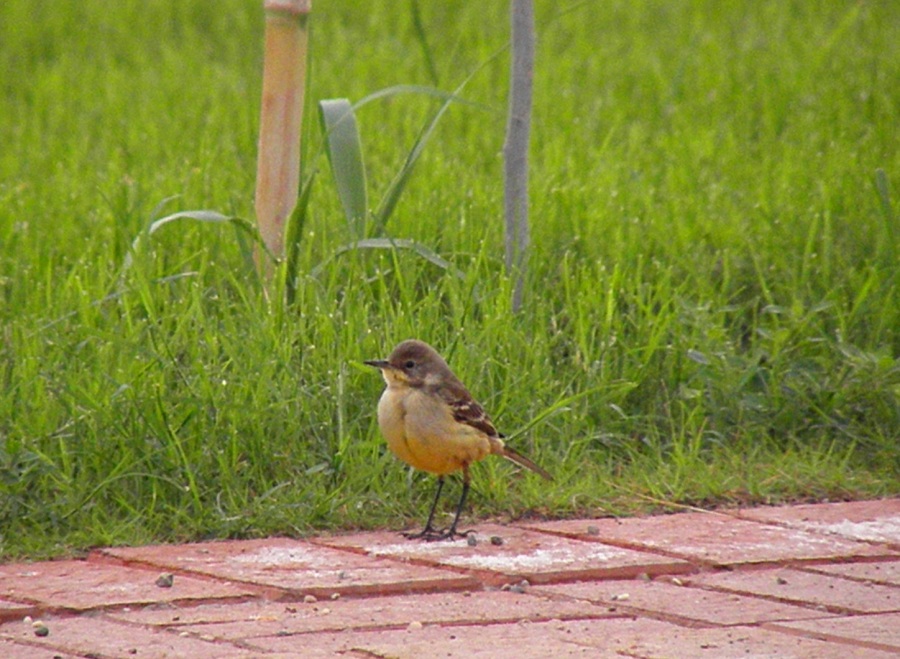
[445,475,470,538]
[436,465,474,541]
[403,476,445,540]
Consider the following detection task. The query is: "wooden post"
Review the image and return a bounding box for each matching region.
[503,0,534,312]
[255,0,310,262]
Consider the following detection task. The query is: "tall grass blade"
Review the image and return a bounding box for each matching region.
[354,84,493,112]
[310,237,464,279]
[875,168,897,262]
[504,382,637,442]
[283,173,317,305]
[372,72,490,234]
[122,210,275,274]
[410,0,440,86]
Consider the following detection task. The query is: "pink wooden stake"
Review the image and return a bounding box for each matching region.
[255,0,311,261]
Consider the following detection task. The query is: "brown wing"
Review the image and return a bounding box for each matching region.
[448,398,501,438]
[431,371,552,480]
[432,377,502,438]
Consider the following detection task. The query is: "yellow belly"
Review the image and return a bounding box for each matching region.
[377,387,491,475]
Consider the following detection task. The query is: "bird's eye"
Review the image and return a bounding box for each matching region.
[404,360,416,369]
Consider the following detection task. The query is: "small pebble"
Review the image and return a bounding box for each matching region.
[155,573,174,588]
[32,620,50,637]
[611,593,630,601]
[776,577,788,585]
[23,615,33,624]
[586,525,600,536]
[303,594,318,603]
[671,577,684,586]
[467,535,478,547]
[407,620,423,631]
[509,583,527,594]
[330,592,341,600]
[490,536,504,546]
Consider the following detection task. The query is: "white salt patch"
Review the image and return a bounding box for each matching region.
[232,546,317,567]
[446,545,626,572]
[365,542,454,556]
[638,525,856,558]
[360,541,627,571]
[793,516,900,543]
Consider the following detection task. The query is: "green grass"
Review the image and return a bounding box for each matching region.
[1,0,898,559]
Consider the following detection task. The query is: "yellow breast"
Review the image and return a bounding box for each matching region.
[376,386,491,475]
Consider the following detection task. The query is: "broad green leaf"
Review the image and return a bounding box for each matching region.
[319,98,367,235]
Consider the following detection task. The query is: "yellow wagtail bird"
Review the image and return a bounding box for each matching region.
[365,339,552,541]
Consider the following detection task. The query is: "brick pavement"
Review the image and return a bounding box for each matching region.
[0,499,897,658]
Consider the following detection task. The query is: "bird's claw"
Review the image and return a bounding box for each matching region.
[402,526,475,542]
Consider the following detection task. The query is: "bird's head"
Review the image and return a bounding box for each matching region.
[365,339,451,388]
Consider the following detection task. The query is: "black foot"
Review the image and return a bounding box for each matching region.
[402,527,475,542]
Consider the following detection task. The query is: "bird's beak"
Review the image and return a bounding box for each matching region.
[364,359,391,370]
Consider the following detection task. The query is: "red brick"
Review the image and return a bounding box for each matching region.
[101,537,478,596]
[767,612,900,654]
[0,559,252,612]
[111,589,614,642]
[3,502,898,657]
[248,615,893,658]
[249,617,604,657]
[738,499,900,547]
[0,598,37,623]
[0,614,257,658]
[689,566,900,614]
[315,524,690,584]
[0,637,81,659]
[804,559,900,586]
[602,621,899,659]
[526,511,892,566]
[534,577,836,627]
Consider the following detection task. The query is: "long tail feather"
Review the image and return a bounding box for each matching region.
[501,445,553,481]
